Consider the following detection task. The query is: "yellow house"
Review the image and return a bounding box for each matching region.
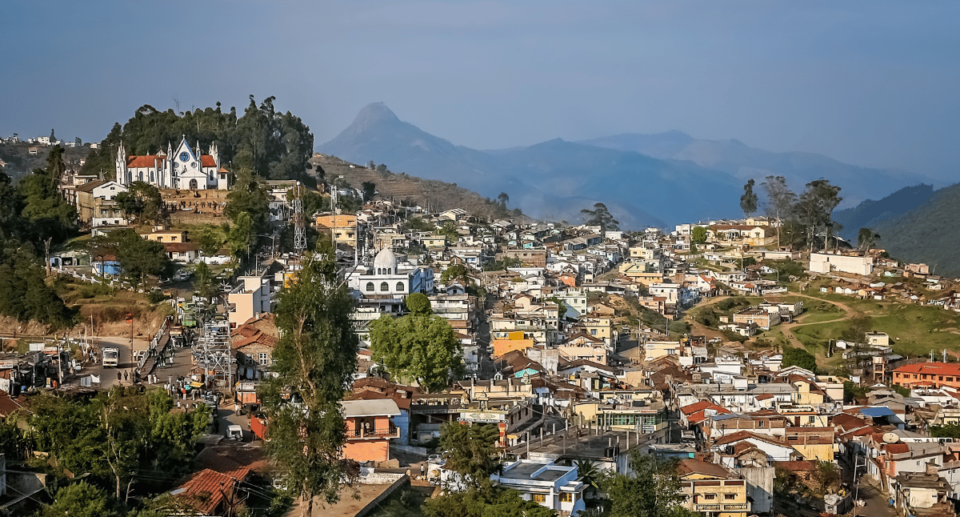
[579,313,613,343]
[785,427,834,462]
[315,214,358,246]
[422,234,447,249]
[618,263,664,285]
[643,341,682,361]
[140,229,187,243]
[787,376,826,406]
[629,247,657,260]
[678,459,750,517]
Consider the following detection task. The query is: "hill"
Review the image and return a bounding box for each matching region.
[0,142,90,179]
[319,104,743,228]
[311,154,521,221]
[874,182,960,277]
[832,184,935,240]
[580,132,939,208]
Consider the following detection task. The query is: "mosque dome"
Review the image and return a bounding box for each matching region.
[373,248,398,275]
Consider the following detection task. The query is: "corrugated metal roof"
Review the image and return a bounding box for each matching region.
[341,399,400,417]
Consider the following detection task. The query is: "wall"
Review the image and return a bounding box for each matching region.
[741,466,774,514]
[343,440,390,463]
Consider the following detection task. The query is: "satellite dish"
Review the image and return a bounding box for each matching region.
[883,432,900,444]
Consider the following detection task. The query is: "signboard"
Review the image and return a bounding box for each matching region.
[29,343,45,352]
[459,411,505,424]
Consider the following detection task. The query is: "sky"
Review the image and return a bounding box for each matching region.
[2,0,959,179]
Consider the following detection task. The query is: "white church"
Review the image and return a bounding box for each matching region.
[115,137,230,190]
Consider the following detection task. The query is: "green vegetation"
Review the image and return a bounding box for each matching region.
[405,217,435,232]
[483,256,521,271]
[370,294,465,392]
[782,347,818,373]
[930,425,960,439]
[115,182,164,224]
[740,179,758,218]
[89,229,173,288]
[441,264,472,286]
[82,97,314,182]
[601,452,697,517]
[689,297,752,327]
[581,202,619,233]
[259,240,359,510]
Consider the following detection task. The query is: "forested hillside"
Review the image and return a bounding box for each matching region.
[81,96,314,182]
[832,184,934,240]
[875,182,960,277]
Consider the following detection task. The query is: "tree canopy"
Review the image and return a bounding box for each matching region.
[88,229,173,287]
[370,299,465,392]
[581,202,619,233]
[115,181,164,224]
[602,452,697,517]
[781,346,818,373]
[81,97,314,181]
[259,240,360,514]
[740,179,758,218]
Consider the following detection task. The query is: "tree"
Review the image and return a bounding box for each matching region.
[689,242,697,254]
[794,179,842,252]
[0,243,74,328]
[406,292,432,315]
[761,175,796,224]
[227,212,257,261]
[259,240,360,515]
[441,264,472,286]
[575,459,602,502]
[811,461,840,495]
[89,229,172,287]
[581,202,619,234]
[602,451,695,517]
[740,179,758,218]
[497,192,509,208]
[20,146,77,243]
[857,227,880,251]
[781,347,818,373]
[438,422,501,489]
[224,169,270,229]
[439,221,460,243]
[38,482,118,517]
[691,226,707,244]
[361,181,376,201]
[369,298,465,392]
[193,261,218,300]
[195,224,227,256]
[115,181,164,224]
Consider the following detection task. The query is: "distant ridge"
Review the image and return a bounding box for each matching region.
[874,182,960,277]
[833,184,935,240]
[320,103,939,227]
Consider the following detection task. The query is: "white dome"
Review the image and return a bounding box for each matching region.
[373,248,398,275]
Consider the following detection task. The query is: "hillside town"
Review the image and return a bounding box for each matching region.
[3,136,960,517]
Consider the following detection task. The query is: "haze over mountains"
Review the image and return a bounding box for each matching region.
[319,103,939,228]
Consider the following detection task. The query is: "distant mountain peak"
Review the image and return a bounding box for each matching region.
[352,102,401,128]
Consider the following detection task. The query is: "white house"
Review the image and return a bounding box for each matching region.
[492,460,586,516]
[809,253,873,276]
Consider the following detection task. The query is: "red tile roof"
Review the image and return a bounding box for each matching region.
[773,460,815,471]
[894,362,960,376]
[714,430,790,448]
[174,467,249,515]
[201,155,216,168]
[127,155,165,168]
[681,400,728,416]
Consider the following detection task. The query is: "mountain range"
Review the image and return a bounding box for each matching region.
[319,103,939,228]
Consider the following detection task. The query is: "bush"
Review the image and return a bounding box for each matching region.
[147,290,166,304]
[79,283,112,299]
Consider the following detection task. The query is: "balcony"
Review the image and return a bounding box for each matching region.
[724,503,749,511]
[696,504,721,511]
[345,424,400,440]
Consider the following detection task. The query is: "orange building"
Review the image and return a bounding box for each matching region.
[341,399,401,464]
[893,363,960,389]
[493,338,535,358]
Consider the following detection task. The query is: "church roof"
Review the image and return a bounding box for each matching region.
[127,155,165,168]
[201,155,216,167]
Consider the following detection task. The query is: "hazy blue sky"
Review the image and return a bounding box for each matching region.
[2,0,958,178]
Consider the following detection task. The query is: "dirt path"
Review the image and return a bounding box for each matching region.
[766,292,856,349]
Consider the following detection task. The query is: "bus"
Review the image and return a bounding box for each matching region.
[102,347,120,367]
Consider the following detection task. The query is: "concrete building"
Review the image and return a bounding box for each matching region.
[492,460,586,516]
[809,253,874,276]
[228,274,272,329]
[341,399,402,464]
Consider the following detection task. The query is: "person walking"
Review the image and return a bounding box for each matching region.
[124,371,129,382]
[117,371,122,383]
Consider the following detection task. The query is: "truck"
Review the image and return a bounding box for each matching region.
[102,347,120,367]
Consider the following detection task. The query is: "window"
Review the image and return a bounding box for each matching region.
[724,493,736,500]
[258,353,269,365]
[380,282,389,292]
[366,282,374,292]
[703,494,716,500]
[559,493,573,503]
[591,329,597,336]
[808,416,815,424]
[396,282,405,292]
[531,494,546,503]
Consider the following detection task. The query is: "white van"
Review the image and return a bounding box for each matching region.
[225,425,243,441]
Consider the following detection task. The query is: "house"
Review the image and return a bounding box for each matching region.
[75,180,129,227]
[677,459,750,517]
[893,363,960,390]
[732,307,779,330]
[141,229,188,243]
[809,252,874,276]
[643,341,683,361]
[492,460,586,515]
[227,274,272,329]
[341,399,402,464]
[556,333,607,365]
[164,242,199,263]
[170,467,251,516]
[315,214,358,247]
[231,315,279,379]
[893,471,953,517]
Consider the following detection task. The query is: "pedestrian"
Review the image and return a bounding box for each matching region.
[124,371,129,382]
[234,402,239,416]
[420,463,426,479]
[117,371,122,382]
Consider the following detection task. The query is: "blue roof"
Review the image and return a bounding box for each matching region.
[860,407,895,418]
